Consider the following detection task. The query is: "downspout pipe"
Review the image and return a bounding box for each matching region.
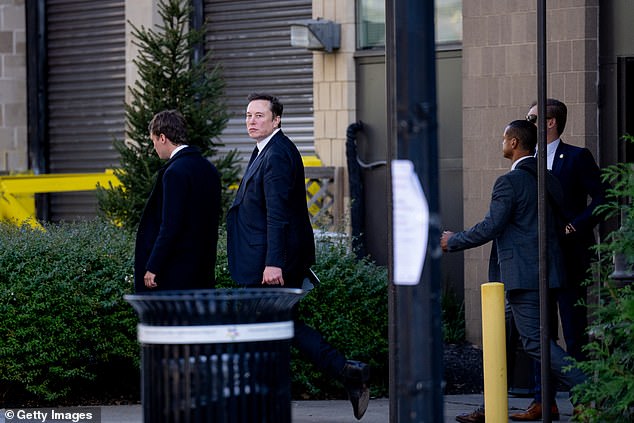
[190,0,204,65]
[346,122,367,259]
[25,0,49,221]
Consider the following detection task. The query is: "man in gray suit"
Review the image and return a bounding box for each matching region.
[440,120,586,423]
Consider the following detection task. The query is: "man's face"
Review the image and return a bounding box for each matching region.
[246,99,280,142]
[526,105,555,131]
[502,127,514,160]
[150,132,169,160]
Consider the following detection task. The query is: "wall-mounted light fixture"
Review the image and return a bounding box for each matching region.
[290,18,340,53]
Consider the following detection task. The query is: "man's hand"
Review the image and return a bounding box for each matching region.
[144,270,158,288]
[565,223,576,235]
[262,266,284,286]
[440,231,454,252]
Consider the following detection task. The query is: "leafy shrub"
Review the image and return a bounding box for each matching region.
[442,288,465,344]
[217,229,389,398]
[0,221,388,404]
[0,221,138,404]
[570,135,634,421]
[292,236,389,399]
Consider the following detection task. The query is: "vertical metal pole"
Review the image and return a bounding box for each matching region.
[387,0,443,421]
[25,0,50,221]
[190,0,204,65]
[537,1,552,422]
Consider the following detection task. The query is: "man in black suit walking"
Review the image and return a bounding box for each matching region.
[510,99,607,421]
[134,109,221,292]
[226,93,370,420]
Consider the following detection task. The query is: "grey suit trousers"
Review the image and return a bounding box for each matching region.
[507,289,587,392]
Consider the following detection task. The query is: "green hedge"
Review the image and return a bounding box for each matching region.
[0,221,138,404]
[293,237,389,399]
[569,136,634,421]
[217,229,389,399]
[0,221,389,405]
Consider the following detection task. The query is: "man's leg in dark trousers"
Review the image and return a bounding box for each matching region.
[292,318,347,378]
[507,289,587,392]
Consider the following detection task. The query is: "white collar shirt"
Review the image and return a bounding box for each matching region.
[511,155,532,171]
[256,128,281,155]
[546,138,561,170]
[170,144,188,159]
[534,138,560,170]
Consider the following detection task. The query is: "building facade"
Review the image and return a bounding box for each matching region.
[461,0,633,342]
[0,0,27,172]
[2,0,633,344]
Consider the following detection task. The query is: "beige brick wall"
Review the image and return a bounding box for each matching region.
[0,0,27,172]
[462,0,599,345]
[124,0,160,106]
[312,0,356,168]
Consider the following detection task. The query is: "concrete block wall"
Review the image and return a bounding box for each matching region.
[124,0,159,107]
[0,0,27,172]
[462,0,599,344]
[312,0,356,169]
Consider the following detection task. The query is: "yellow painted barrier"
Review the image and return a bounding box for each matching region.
[302,155,322,167]
[2,155,323,229]
[481,282,507,422]
[0,170,121,229]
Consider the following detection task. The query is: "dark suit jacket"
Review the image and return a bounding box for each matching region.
[551,141,607,288]
[447,157,565,291]
[226,130,315,287]
[552,141,607,246]
[134,146,221,292]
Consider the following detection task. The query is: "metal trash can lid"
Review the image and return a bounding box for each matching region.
[125,288,303,326]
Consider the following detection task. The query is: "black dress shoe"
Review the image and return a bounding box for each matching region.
[340,360,370,420]
[455,407,485,423]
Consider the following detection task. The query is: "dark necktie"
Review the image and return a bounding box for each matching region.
[247,146,259,169]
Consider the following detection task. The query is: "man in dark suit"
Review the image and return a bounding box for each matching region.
[509,99,607,421]
[526,98,606,360]
[134,109,221,292]
[226,93,370,420]
[441,120,586,423]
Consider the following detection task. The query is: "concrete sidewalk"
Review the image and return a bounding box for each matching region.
[2,393,576,422]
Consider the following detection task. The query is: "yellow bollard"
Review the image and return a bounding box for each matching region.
[481,282,507,422]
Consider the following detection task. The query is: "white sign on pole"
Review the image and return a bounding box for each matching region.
[392,160,429,285]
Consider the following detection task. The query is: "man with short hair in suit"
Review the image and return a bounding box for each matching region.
[441,120,586,423]
[134,109,221,292]
[226,93,370,420]
[527,98,606,360]
[509,99,608,420]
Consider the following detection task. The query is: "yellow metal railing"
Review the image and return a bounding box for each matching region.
[0,156,338,230]
[0,170,121,229]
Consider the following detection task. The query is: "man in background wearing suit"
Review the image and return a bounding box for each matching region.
[526,98,607,360]
[226,93,370,420]
[134,109,221,292]
[441,120,586,423]
[509,99,607,420]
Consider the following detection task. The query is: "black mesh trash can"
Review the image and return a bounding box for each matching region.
[125,288,302,423]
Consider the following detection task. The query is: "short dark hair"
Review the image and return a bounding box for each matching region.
[529,98,567,136]
[148,110,187,145]
[506,119,537,154]
[247,93,283,127]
